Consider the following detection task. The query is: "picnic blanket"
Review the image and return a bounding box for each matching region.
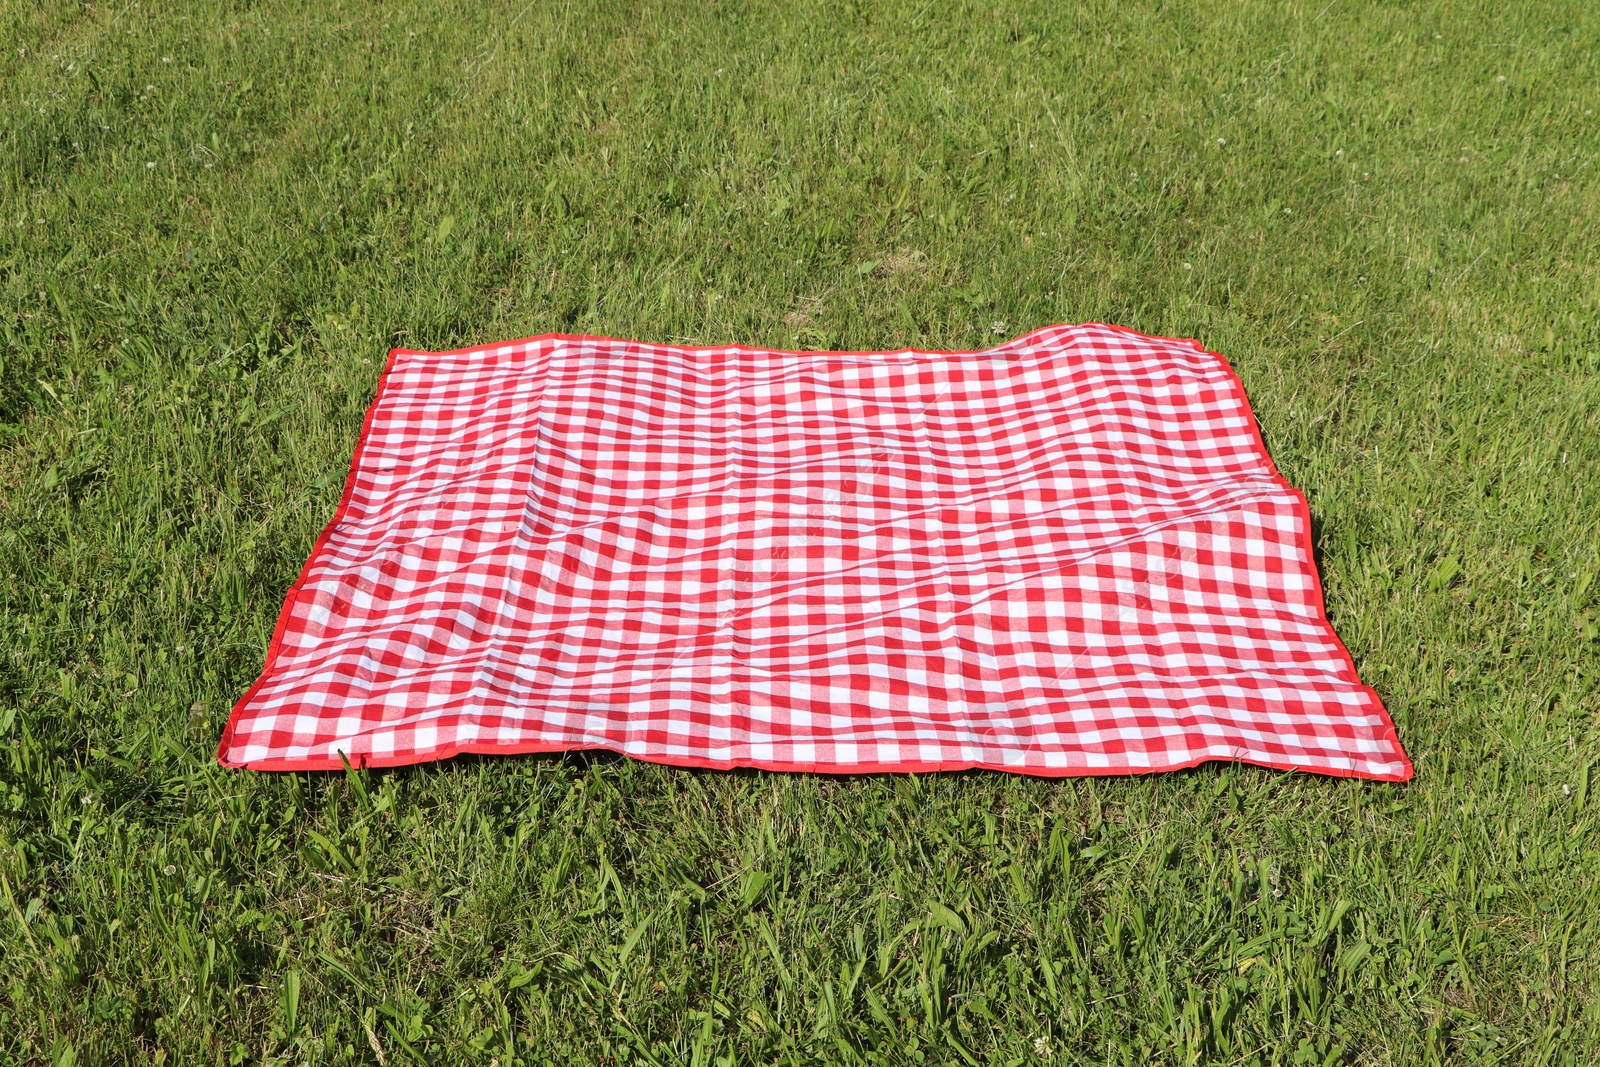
[219,324,1411,780]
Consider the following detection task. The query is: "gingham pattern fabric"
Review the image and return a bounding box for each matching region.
[220,324,1411,780]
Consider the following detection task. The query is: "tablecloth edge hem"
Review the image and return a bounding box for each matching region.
[217,343,411,769]
[218,738,1413,781]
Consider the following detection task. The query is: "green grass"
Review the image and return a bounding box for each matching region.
[2,0,1599,1062]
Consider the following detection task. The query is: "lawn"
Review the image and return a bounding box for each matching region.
[2,0,1598,1062]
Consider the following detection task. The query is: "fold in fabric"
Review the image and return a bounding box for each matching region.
[220,324,1411,780]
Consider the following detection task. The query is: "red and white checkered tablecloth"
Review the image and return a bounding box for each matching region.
[219,324,1410,780]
